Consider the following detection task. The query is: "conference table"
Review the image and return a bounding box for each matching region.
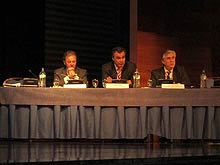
[0,87,220,140]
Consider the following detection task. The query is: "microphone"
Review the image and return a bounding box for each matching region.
[28,69,38,79]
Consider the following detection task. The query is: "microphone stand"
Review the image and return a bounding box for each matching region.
[28,69,38,79]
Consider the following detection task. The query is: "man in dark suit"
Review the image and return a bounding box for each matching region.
[151,49,190,88]
[102,46,136,86]
[54,50,87,86]
[150,49,191,144]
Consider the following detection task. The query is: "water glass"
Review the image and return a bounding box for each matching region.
[102,79,107,88]
[53,79,59,87]
[92,79,99,88]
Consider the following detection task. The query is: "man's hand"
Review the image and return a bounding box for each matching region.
[105,76,113,83]
[67,67,75,79]
[127,80,132,85]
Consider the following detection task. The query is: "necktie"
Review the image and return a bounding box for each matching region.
[117,68,122,80]
[167,71,171,80]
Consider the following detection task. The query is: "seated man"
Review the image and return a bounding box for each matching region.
[102,46,136,86]
[150,49,190,88]
[54,50,87,86]
[150,49,191,143]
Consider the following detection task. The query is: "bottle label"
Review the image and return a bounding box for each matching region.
[39,74,46,79]
[133,72,141,88]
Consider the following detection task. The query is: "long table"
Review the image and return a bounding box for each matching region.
[1,87,220,139]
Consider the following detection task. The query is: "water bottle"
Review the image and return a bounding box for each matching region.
[38,67,46,87]
[200,70,207,88]
[133,69,141,88]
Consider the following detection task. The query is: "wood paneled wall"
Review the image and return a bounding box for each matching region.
[137,31,213,87]
[137,0,220,87]
[137,31,176,87]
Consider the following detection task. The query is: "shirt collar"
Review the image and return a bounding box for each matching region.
[164,67,173,74]
[114,64,124,71]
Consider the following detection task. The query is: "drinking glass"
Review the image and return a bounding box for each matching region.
[53,79,59,88]
[92,79,99,88]
[102,79,107,88]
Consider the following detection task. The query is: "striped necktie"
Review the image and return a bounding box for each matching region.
[117,68,122,80]
[166,71,171,80]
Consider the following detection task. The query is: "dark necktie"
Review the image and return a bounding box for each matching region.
[167,71,171,80]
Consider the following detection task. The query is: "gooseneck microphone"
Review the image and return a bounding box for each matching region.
[28,69,38,79]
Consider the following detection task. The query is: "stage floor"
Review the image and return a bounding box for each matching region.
[1,140,220,164]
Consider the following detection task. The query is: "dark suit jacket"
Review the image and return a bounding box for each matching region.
[150,65,191,87]
[102,61,136,81]
[54,67,87,86]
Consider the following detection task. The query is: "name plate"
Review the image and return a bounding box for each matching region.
[63,84,87,88]
[105,83,129,88]
[161,83,185,89]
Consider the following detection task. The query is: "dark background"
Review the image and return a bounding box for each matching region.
[0,0,129,87]
[1,0,220,87]
[138,0,220,86]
